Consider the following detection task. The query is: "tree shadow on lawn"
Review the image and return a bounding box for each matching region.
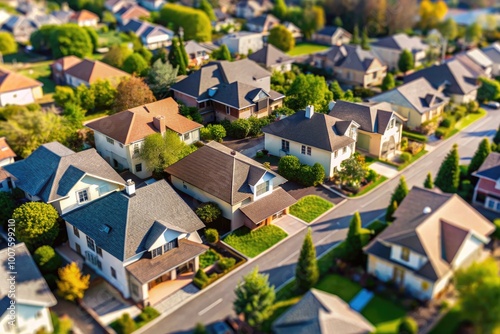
[281,181,344,204]
[312,208,386,233]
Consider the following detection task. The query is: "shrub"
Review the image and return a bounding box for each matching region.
[205,228,219,244]
[217,257,236,272]
[115,313,135,334]
[230,118,251,138]
[43,273,58,291]
[209,124,226,142]
[278,155,301,180]
[398,316,418,334]
[256,151,264,158]
[196,202,222,224]
[467,101,479,113]
[200,127,212,141]
[402,131,428,143]
[137,307,160,323]
[34,245,62,274]
[365,169,379,183]
[248,117,270,137]
[435,127,448,138]
[400,152,412,163]
[400,137,409,151]
[440,116,455,128]
[493,219,500,239]
[200,249,221,268]
[407,141,425,155]
[458,179,473,201]
[193,268,210,289]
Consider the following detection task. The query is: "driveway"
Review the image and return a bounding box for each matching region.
[222,136,264,157]
[274,215,307,235]
[369,162,399,178]
[281,181,345,205]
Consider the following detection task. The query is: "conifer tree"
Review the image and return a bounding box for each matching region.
[381,73,395,91]
[424,172,434,189]
[361,26,370,50]
[296,228,319,292]
[386,176,409,221]
[329,80,344,100]
[386,200,398,222]
[351,25,360,45]
[168,37,187,75]
[493,124,500,145]
[435,144,460,193]
[345,211,369,263]
[468,138,491,176]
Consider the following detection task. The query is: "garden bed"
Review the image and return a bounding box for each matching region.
[289,195,333,223]
[223,225,288,258]
[348,176,388,197]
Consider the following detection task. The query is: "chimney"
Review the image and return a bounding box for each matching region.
[305,105,314,119]
[328,101,336,111]
[62,2,69,11]
[153,115,166,135]
[423,206,432,215]
[125,179,135,196]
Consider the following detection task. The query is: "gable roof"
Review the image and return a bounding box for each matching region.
[165,141,286,205]
[87,98,202,144]
[61,57,130,84]
[116,4,150,20]
[0,67,42,93]
[184,40,212,55]
[122,18,173,39]
[321,44,384,72]
[482,42,500,64]
[369,77,449,114]
[248,44,294,68]
[0,243,56,314]
[451,53,487,78]
[4,142,125,203]
[272,289,374,334]
[315,26,351,39]
[404,59,478,96]
[63,180,205,261]
[262,110,357,152]
[464,48,493,69]
[246,13,279,28]
[472,152,500,181]
[329,100,395,134]
[371,33,428,52]
[0,137,16,161]
[70,9,99,22]
[365,187,494,281]
[51,55,82,71]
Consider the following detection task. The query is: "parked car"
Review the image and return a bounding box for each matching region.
[486,101,500,109]
[211,321,234,334]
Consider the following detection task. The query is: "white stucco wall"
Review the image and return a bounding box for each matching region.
[1,304,53,334]
[390,244,427,270]
[0,88,35,107]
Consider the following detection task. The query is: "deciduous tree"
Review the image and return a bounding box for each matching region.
[435,144,460,193]
[49,24,93,58]
[122,53,148,75]
[112,76,156,112]
[329,80,344,100]
[398,49,414,73]
[199,0,216,21]
[338,154,367,187]
[381,73,395,91]
[465,22,482,45]
[159,4,212,42]
[196,202,222,224]
[438,18,458,41]
[273,0,287,20]
[419,0,448,30]
[0,32,17,55]
[102,45,133,69]
[268,25,295,52]
[296,228,319,292]
[286,74,333,112]
[468,138,491,176]
[13,202,59,251]
[478,77,500,102]
[57,262,90,302]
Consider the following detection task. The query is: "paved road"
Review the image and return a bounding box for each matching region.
[142,108,500,334]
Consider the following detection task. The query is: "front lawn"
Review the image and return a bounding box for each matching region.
[362,295,407,333]
[289,195,333,223]
[429,304,462,334]
[315,274,362,302]
[223,225,288,258]
[398,150,428,171]
[287,43,330,57]
[18,62,56,95]
[445,108,487,138]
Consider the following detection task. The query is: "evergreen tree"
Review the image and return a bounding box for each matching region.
[361,26,370,50]
[398,49,414,73]
[334,16,343,27]
[494,124,500,145]
[168,37,187,75]
[147,59,179,99]
[212,44,232,61]
[234,267,275,327]
[345,211,369,263]
[199,0,216,21]
[435,144,460,193]
[179,36,189,68]
[381,73,395,91]
[424,172,434,189]
[468,138,491,176]
[386,176,409,221]
[273,0,287,20]
[329,80,344,100]
[386,200,398,222]
[295,229,319,292]
[351,25,360,45]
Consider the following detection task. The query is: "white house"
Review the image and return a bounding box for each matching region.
[86,98,203,179]
[365,187,495,300]
[216,32,263,55]
[371,33,429,70]
[4,142,126,214]
[0,68,43,106]
[262,106,359,178]
[0,243,57,334]
[62,180,208,306]
[121,19,174,50]
[482,42,500,77]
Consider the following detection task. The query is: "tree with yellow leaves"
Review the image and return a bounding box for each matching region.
[419,0,448,31]
[57,262,90,302]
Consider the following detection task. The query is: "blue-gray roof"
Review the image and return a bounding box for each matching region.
[62,180,205,261]
[473,152,500,181]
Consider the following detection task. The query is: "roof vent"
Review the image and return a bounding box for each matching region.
[99,224,111,234]
[423,206,432,215]
[230,150,236,155]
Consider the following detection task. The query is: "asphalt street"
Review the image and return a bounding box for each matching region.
[141,107,500,334]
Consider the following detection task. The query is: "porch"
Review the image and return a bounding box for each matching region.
[148,272,195,306]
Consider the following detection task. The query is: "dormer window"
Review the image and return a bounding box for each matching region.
[164,239,178,252]
[152,246,162,258]
[256,180,270,196]
[401,247,410,262]
[77,189,89,204]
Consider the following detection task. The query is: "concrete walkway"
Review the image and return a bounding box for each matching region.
[154,283,199,313]
[274,215,307,234]
[369,162,399,178]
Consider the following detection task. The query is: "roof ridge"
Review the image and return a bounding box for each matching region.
[230,156,235,205]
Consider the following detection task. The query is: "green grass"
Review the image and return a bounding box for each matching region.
[397,149,428,171]
[315,274,362,301]
[445,108,487,139]
[289,195,334,223]
[199,249,221,269]
[223,225,288,258]
[362,296,407,333]
[3,51,47,64]
[287,43,330,56]
[254,154,281,167]
[402,130,428,143]
[429,304,462,334]
[349,176,388,197]
[84,110,111,121]
[18,62,56,95]
[97,31,131,47]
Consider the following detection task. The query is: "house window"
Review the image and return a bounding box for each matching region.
[119,143,123,148]
[73,226,80,238]
[281,140,290,152]
[184,132,190,140]
[75,243,81,255]
[98,184,109,196]
[164,239,177,252]
[307,146,311,156]
[152,246,162,258]
[134,143,140,155]
[106,137,114,145]
[135,163,142,173]
[86,236,96,252]
[401,247,410,262]
[334,150,338,158]
[393,267,405,283]
[96,246,103,257]
[77,189,89,204]
[256,180,270,196]
[199,102,206,108]
[226,106,230,114]
[131,283,139,297]
[111,267,116,279]
[301,145,312,155]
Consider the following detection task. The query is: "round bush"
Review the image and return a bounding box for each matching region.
[366,169,379,183]
[400,152,412,163]
[217,257,236,271]
[34,245,62,274]
[398,316,418,334]
[196,202,222,224]
[200,127,212,141]
[205,228,219,244]
[209,124,226,142]
[435,127,448,139]
[439,117,455,128]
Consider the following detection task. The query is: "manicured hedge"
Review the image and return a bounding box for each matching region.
[402,131,428,143]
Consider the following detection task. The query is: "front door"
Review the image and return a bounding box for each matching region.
[75,243,81,255]
[393,267,405,285]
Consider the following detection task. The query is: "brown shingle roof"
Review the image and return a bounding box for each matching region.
[70,9,99,22]
[0,137,16,161]
[239,187,296,224]
[86,98,202,144]
[52,56,82,71]
[63,58,130,84]
[0,67,42,93]
[126,239,208,284]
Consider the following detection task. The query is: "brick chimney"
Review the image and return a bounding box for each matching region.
[153,115,166,135]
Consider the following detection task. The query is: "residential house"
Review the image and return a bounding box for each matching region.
[1,15,38,43]
[105,0,134,13]
[63,179,208,306]
[0,137,16,192]
[86,98,202,178]
[246,14,279,34]
[0,243,57,334]
[272,289,374,334]
[122,19,174,50]
[216,32,263,55]
[4,142,126,214]
[69,9,99,27]
[371,33,429,70]
[139,0,165,11]
[472,152,500,213]
[262,105,359,178]
[51,56,130,87]
[165,141,296,231]
[52,3,75,23]
[312,44,387,88]
[404,59,479,104]
[364,187,494,300]
[248,44,294,73]
[482,42,500,77]
[170,59,284,123]
[454,49,493,78]
[235,0,272,19]
[184,40,212,67]
[114,3,150,25]
[369,77,449,130]
[311,26,352,46]
[0,68,43,106]
[329,101,403,159]
[282,21,302,41]
[212,9,237,32]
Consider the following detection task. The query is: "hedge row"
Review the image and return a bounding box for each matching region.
[278,155,325,186]
[402,131,428,143]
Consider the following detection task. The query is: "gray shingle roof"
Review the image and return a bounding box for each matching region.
[248,44,294,68]
[321,44,383,72]
[371,33,428,52]
[482,43,500,64]
[0,243,56,316]
[472,152,500,181]
[4,143,125,203]
[263,110,357,152]
[165,141,285,205]
[329,101,395,134]
[62,180,205,261]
